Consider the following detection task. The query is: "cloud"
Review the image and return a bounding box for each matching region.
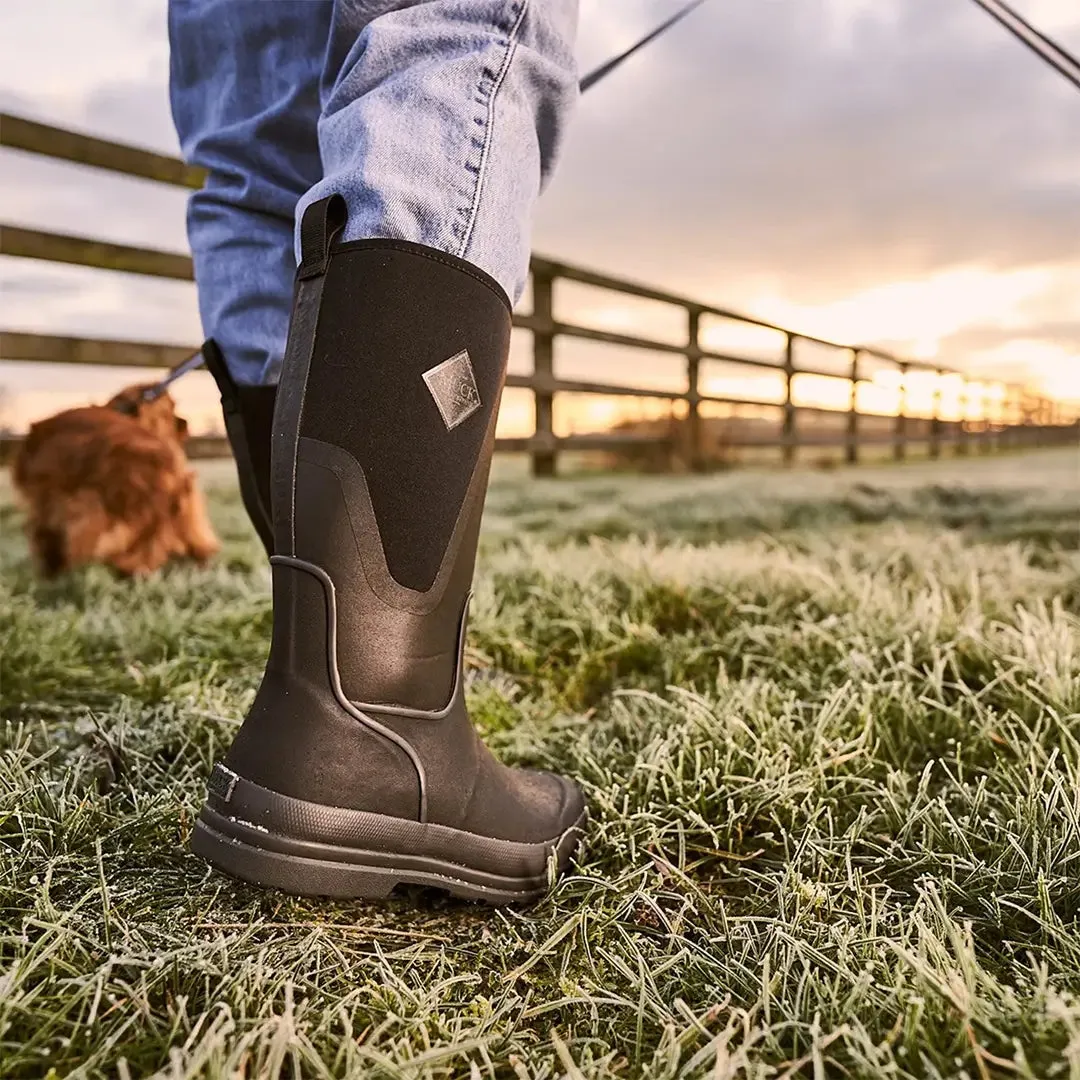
[80,74,179,155]
[536,0,1080,300]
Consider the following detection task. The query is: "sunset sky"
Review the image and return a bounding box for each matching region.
[1,0,1079,437]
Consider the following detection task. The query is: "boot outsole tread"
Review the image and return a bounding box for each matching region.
[191,772,586,905]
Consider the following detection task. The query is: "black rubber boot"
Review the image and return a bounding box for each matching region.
[191,196,586,904]
[201,339,276,556]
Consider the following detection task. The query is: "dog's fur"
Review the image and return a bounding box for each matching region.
[12,385,219,577]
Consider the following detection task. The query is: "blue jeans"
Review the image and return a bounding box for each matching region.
[168,0,578,386]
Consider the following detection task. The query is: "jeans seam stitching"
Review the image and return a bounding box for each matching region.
[457,0,528,264]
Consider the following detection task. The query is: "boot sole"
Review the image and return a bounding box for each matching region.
[191,765,586,905]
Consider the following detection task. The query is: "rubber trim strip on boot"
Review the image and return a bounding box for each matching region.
[271,553,469,721]
[273,555,432,821]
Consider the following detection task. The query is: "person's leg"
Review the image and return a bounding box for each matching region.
[303,0,578,312]
[169,0,331,386]
[168,0,333,552]
[192,0,585,902]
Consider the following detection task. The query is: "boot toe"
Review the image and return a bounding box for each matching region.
[459,759,586,845]
[547,770,587,836]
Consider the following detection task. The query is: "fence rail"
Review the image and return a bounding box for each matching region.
[2,111,1076,474]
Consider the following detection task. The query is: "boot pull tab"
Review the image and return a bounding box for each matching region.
[297,194,348,280]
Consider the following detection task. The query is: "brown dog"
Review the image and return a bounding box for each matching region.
[12,385,219,577]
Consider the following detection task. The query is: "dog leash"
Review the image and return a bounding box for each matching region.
[969,0,1080,93]
[112,347,206,415]
[579,0,708,93]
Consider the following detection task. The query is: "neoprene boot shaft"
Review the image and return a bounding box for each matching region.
[202,339,276,556]
[192,196,585,902]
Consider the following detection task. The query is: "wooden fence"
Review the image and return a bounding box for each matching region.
[2,111,1077,474]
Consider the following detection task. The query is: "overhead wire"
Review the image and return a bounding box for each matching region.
[579,0,709,93]
[968,0,1080,93]
[579,1,1080,97]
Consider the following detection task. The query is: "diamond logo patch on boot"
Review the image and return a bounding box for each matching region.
[422,350,482,431]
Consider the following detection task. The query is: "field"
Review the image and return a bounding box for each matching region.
[1,447,1078,1079]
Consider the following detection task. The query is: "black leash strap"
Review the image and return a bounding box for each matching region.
[111,346,207,415]
[969,0,1080,93]
[579,0,709,93]
[152,349,206,395]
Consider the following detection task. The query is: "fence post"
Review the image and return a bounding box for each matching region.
[1031,394,1044,448]
[686,307,704,471]
[893,361,908,461]
[929,368,943,459]
[956,381,969,456]
[1006,385,1021,450]
[530,265,556,477]
[782,333,796,466]
[845,348,860,464]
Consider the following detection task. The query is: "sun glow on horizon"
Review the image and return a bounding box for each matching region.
[4,261,1077,441]
[744,262,1080,405]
